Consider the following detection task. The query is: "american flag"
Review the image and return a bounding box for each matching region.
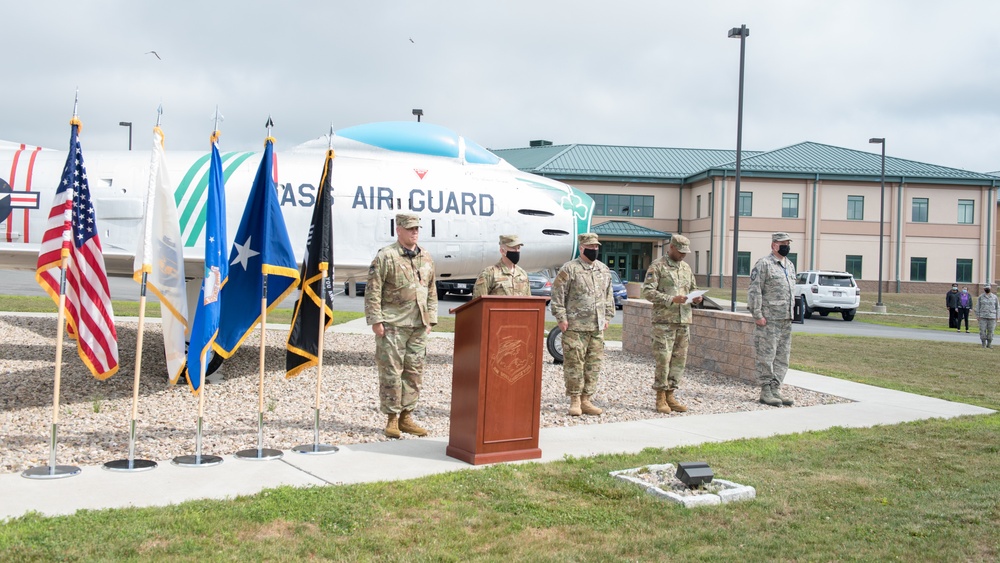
[35,120,119,380]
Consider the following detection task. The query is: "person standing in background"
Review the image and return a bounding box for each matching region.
[957,286,973,333]
[975,284,998,348]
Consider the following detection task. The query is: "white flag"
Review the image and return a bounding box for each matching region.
[134,126,188,383]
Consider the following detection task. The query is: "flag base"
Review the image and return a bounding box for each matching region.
[292,443,339,455]
[22,464,81,479]
[235,447,284,461]
[103,459,158,472]
[171,454,223,467]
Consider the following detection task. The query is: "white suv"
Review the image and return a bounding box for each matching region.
[794,270,861,321]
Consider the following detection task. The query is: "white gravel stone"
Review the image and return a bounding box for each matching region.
[0,314,849,474]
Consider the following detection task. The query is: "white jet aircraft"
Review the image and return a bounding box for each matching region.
[0,121,595,301]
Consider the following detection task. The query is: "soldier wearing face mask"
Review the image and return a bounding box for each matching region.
[472,235,531,298]
[550,233,616,417]
[747,232,797,408]
[975,284,998,348]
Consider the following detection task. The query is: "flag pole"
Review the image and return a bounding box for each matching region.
[235,118,284,461]
[24,101,83,479]
[293,125,338,455]
[173,113,225,468]
[106,108,165,473]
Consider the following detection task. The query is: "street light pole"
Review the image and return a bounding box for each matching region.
[412,109,423,122]
[869,137,886,312]
[119,121,132,151]
[728,24,749,312]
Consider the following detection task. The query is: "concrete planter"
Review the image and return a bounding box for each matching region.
[610,463,756,508]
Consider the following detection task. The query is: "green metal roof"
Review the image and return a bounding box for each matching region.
[493,141,1000,186]
[592,220,671,239]
[493,144,758,182]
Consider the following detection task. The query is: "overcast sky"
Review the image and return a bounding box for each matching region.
[3,1,999,173]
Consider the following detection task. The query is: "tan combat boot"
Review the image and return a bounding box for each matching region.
[580,395,603,416]
[665,390,688,412]
[384,414,402,439]
[770,383,794,406]
[398,410,428,436]
[655,389,671,413]
[759,384,782,407]
[568,395,582,416]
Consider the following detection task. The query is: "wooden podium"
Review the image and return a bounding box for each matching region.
[446,295,547,465]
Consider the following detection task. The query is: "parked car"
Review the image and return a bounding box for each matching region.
[528,269,555,301]
[793,270,860,321]
[344,280,366,296]
[610,270,627,309]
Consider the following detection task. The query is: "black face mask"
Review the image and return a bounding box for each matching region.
[582,248,598,261]
[777,244,790,257]
[505,250,521,265]
[987,289,991,293]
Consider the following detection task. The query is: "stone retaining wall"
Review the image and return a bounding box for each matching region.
[621,299,756,383]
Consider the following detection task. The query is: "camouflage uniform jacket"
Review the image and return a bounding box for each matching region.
[747,253,796,321]
[550,258,615,331]
[976,292,999,319]
[472,261,530,298]
[365,242,438,327]
[641,256,698,324]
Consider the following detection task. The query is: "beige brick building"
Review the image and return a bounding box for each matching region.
[495,141,1000,294]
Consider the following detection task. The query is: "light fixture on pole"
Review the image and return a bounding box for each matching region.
[869,137,886,313]
[119,121,132,151]
[728,24,749,312]
[412,109,423,122]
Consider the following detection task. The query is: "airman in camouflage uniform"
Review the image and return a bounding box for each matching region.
[472,234,531,298]
[747,232,797,407]
[975,283,998,348]
[365,213,438,438]
[641,234,703,414]
[550,233,616,416]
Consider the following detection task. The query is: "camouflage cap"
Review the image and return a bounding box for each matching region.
[396,213,421,229]
[669,234,691,253]
[985,283,992,289]
[578,233,601,246]
[771,232,792,242]
[499,234,524,248]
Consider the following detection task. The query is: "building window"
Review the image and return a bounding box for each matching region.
[782,193,799,218]
[708,193,713,217]
[912,198,929,223]
[956,259,973,283]
[846,255,863,279]
[696,195,702,219]
[785,252,798,270]
[910,257,927,282]
[958,199,974,224]
[738,192,752,217]
[588,194,655,218]
[847,195,864,220]
[706,250,711,273]
[694,251,700,275]
[737,251,751,276]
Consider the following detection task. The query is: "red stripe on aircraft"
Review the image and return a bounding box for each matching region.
[22,146,41,242]
[6,144,25,242]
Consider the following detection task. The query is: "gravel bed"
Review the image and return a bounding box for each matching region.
[0,314,849,474]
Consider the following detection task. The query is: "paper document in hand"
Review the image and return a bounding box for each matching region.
[685,290,708,304]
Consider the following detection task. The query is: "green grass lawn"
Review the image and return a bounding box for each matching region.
[0,297,998,560]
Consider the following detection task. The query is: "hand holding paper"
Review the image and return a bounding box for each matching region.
[684,289,708,304]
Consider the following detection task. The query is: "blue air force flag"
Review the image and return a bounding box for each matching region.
[215,137,299,357]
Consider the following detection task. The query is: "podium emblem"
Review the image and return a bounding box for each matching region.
[491,326,533,385]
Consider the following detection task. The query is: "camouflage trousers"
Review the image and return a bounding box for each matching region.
[562,329,604,396]
[375,325,427,414]
[979,318,996,344]
[754,319,792,386]
[652,323,690,391]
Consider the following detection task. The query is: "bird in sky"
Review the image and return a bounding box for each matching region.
[409,38,414,43]
[145,50,161,60]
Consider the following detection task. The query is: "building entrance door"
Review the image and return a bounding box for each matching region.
[603,253,628,280]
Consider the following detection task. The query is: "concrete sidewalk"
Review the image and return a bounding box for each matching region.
[1,367,992,521]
